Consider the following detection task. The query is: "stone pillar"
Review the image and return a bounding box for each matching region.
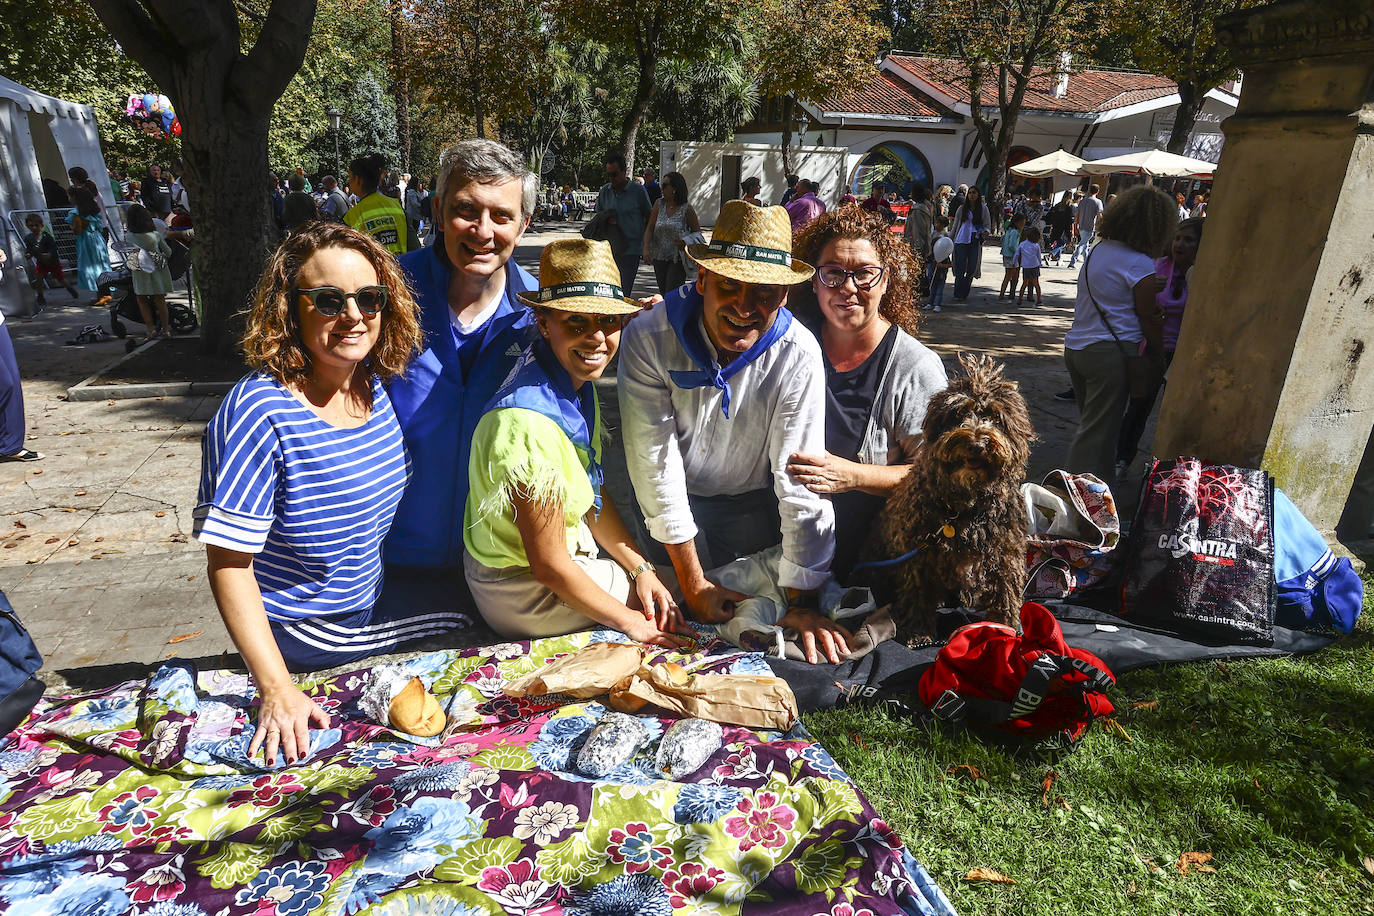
[1154,0,1374,534]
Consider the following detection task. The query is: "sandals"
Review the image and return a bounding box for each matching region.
[1,449,43,462]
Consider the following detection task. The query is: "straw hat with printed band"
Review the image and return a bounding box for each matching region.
[686,201,815,286]
[517,238,643,315]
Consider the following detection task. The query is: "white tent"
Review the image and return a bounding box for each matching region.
[1079,149,1217,178]
[0,76,116,317]
[1009,148,1086,178]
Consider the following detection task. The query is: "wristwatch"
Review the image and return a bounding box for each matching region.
[627,561,656,582]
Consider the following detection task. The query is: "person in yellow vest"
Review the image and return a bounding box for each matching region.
[345,153,411,256]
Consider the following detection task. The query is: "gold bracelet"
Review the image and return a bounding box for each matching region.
[627,561,655,581]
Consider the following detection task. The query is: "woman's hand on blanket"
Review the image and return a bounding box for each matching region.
[682,579,750,624]
[780,608,853,665]
[634,571,686,635]
[624,616,693,649]
[251,683,331,766]
[787,452,858,494]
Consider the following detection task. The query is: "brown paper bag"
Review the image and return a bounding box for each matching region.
[608,663,798,731]
[503,642,645,699]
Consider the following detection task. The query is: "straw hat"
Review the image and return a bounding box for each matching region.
[517,238,643,314]
[686,201,815,286]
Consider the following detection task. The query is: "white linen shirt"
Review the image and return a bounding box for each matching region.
[618,298,835,590]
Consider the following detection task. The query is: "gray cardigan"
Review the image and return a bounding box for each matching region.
[856,328,948,466]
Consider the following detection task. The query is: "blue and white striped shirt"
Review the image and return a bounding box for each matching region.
[194,373,410,621]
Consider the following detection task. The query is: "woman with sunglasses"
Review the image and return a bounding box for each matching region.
[787,205,948,580]
[464,239,686,647]
[194,223,451,766]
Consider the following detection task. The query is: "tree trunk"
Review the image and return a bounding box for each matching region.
[780,95,794,181]
[1167,80,1204,155]
[389,0,410,172]
[619,44,658,176]
[180,113,275,357]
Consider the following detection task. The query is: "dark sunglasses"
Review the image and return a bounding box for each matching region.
[817,265,885,290]
[294,285,388,317]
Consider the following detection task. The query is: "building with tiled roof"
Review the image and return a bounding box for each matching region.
[663,54,1237,221]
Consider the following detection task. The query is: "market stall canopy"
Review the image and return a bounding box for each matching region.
[1009,148,1086,178]
[1079,149,1217,178]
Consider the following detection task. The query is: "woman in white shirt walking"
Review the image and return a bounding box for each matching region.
[1062,186,1176,481]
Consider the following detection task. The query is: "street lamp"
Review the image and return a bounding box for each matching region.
[326,105,342,179]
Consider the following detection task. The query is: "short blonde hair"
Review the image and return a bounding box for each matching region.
[241,223,421,386]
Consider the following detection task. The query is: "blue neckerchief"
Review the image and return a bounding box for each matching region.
[484,339,603,515]
[664,283,793,418]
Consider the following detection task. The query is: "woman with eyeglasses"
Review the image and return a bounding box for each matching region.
[464,239,687,647]
[786,205,948,580]
[194,223,444,766]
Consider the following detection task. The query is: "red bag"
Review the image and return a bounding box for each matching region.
[918,603,1115,746]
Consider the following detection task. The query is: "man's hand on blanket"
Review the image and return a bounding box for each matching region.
[682,577,749,624]
[251,682,331,766]
[780,607,853,665]
[633,570,687,635]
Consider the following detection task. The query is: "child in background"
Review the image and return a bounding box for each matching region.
[999,214,1024,299]
[22,215,78,304]
[927,218,954,313]
[1017,226,1043,305]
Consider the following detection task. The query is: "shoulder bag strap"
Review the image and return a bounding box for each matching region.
[1081,245,1130,353]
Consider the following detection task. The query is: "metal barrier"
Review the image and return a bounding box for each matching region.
[6,209,83,284]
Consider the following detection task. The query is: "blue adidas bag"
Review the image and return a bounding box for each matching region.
[0,589,43,737]
[1273,489,1364,634]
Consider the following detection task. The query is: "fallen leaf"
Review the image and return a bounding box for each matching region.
[2,543,15,549]
[964,868,1015,885]
[94,536,103,543]
[186,575,195,581]
[1131,700,1158,710]
[947,765,986,781]
[98,452,107,456]
[1176,852,1216,875]
[155,511,166,518]
[1361,856,1374,877]
[44,537,59,544]
[75,490,87,497]
[32,469,42,475]
[1103,718,1133,743]
[168,632,203,644]
[106,400,115,406]
[25,558,39,564]
[59,507,76,513]
[12,520,24,529]
[1041,771,1058,806]
[67,539,79,547]
[165,453,175,458]
[90,554,103,560]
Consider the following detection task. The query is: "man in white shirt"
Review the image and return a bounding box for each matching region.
[619,201,846,661]
[1068,184,1103,268]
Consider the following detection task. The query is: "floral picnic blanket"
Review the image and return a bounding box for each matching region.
[0,628,955,916]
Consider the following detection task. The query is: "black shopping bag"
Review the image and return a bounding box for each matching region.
[1121,457,1275,646]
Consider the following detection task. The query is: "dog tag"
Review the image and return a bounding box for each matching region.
[941,524,955,538]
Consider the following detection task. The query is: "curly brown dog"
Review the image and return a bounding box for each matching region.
[854,353,1035,645]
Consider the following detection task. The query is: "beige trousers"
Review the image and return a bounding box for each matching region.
[463,549,631,639]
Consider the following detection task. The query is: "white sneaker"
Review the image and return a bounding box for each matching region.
[932,305,942,312]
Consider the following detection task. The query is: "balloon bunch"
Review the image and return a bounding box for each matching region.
[124,92,181,140]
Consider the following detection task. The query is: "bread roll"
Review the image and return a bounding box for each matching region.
[388,677,446,737]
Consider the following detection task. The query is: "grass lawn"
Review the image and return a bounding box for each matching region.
[806,575,1374,915]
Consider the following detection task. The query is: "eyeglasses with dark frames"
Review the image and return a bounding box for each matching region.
[294,285,389,317]
[816,265,886,290]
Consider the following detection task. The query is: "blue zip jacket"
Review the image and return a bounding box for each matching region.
[385,245,537,568]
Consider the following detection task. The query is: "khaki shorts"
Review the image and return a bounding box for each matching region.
[463,549,631,639]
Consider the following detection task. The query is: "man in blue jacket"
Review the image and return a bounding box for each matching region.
[381,140,539,614]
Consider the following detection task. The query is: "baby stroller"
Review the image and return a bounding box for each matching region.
[99,239,198,340]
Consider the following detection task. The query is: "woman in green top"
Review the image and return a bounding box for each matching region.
[464,239,685,647]
[344,153,410,256]
[125,204,174,340]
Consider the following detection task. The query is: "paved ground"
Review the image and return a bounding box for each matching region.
[0,228,1133,685]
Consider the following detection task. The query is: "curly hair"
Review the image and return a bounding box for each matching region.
[241,223,421,387]
[790,204,920,336]
[1096,185,1178,257]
